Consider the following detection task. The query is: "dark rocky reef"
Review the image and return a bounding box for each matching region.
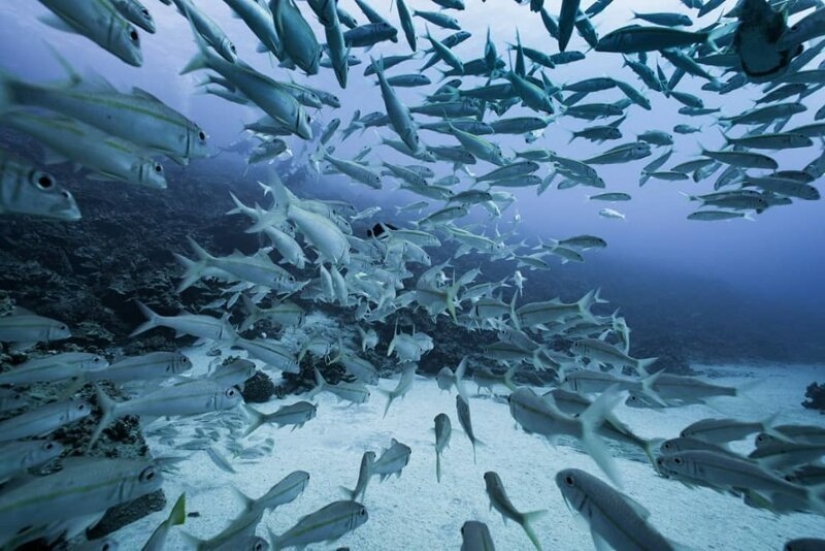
[802,382,825,413]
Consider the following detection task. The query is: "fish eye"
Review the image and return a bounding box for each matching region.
[77,403,86,411]
[253,542,265,551]
[34,172,54,189]
[62,191,71,199]
[673,457,683,465]
[140,466,157,482]
[230,44,237,53]
[44,442,55,450]
[359,507,367,516]
[226,388,237,398]
[564,475,574,486]
[141,8,150,16]
[130,29,139,42]
[198,130,206,141]
[154,164,163,173]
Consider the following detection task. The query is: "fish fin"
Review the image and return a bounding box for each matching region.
[87,384,118,452]
[306,367,326,400]
[634,357,658,378]
[242,404,266,437]
[579,385,625,488]
[172,253,204,293]
[521,509,548,551]
[129,300,162,337]
[167,493,187,526]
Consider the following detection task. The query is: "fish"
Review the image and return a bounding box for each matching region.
[37,0,142,66]
[89,380,243,449]
[172,0,237,63]
[434,412,452,483]
[484,471,546,551]
[0,151,80,221]
[460,520,496,551]
[0,439,64,483]
[456,394,482,462]
[380,361,417,418]
[556,468,680,551]
[0,352,107,386]
[0,308,71,351]
[309,367,371,404]
[111,0,155,33]
[130,301,237,342]
[0,457,163,547]
[268,500,368,549]
[596,25,709,53]
[733,0,800,83]
[1,112,167,189]
[0,399,90,443]
[342,451,375,501]
[371,438,412,481]
[243,401,317,436]
[181,37,312,140]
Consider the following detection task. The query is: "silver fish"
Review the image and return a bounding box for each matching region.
[268,500,368,548]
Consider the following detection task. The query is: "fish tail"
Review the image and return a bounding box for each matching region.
[87,384,117,452]
[180,49,209,76]
[436,451,442,483]
[502,365,518,392]
[579,385,625,488]
[172,253,204,293]
[339,485,356,501]
[520,510,548,551]
[129,300,162,337]
[640,370,667,407]
[242,404,266,437]
[306,367,326,400]
[239,295,259,333]
[382,390,395,419]
[454,356,469,401]
[634,357,658,377]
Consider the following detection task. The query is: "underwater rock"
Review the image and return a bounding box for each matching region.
[802,382,825,413]
[242,370,276,403]
[84,489,166,541]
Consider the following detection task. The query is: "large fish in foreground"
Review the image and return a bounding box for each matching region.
[556,468,681,551]
[37,0,142,66]
[732,0,801,82]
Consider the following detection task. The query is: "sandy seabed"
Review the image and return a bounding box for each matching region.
[114,350,825,550]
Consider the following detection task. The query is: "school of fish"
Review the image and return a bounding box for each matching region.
[1,0,825,549]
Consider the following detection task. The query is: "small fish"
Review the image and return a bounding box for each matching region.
[598,208,626,220]
[434,413,452,483]
[0,399,90,443]
[243,401,317,436]
[460,521,496,551]
[456,394,482,462]
[368,438,411,483]
[268,500,368,549]
[0,308,70,351]
[484,471,546,550]
[342,451,375,501]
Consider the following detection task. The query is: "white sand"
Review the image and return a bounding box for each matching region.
[113,351,825,550]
